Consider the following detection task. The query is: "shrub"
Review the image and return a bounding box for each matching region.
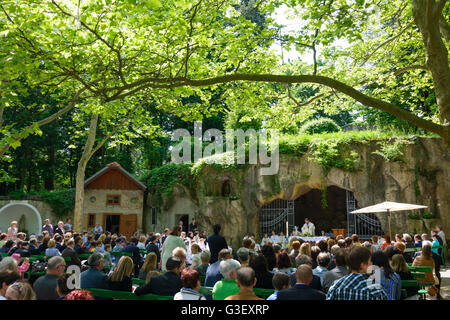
[299,118,341,135]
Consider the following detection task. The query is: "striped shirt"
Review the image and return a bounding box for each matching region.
[326,273,388,300]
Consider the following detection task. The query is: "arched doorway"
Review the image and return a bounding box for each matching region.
[294,186,348,235]
[258,186,383,240]
[0,201,42,235]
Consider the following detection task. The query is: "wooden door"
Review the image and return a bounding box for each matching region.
[119,214,137,240]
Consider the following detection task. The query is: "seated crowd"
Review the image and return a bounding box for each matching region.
[0,219,446,300]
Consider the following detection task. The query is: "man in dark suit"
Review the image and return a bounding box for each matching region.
[80,253,109,290]
[62,239,81,268]
[278,265,326,300]
[145,235,161,267]
[207,224,228,264]
[290,254,322,291]
[134,257,183,296]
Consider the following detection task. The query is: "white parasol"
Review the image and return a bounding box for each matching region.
[351,201,428,240]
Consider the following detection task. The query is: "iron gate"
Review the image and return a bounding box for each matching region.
[258,199,294,236]
[346,190,384,240]
[258,190,384,239]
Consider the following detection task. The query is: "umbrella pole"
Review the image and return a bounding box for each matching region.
[387,209,391,242]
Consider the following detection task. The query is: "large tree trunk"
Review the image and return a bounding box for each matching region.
[412,0,450,143]
[73,113,99,233]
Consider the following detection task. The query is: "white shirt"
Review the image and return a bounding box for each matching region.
[301,223,315,235]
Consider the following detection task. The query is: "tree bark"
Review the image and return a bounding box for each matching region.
[73,113,99,233]
[412,0,450,142]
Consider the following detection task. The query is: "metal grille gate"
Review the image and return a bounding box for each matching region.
[346,190,384,240]
[259,199,294,236]
[258,190,384,239]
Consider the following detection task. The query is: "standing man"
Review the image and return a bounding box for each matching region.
[94,224,103,240]
[189,218,198,233]
[436,225,447,261]
[64,218,72,233]
[161,228,170,245]
[42,219,54,238]
[301,218,315,236]
[207,224,228,264]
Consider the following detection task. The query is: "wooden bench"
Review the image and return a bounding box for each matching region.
[253,288,275,299]
[85,288,173,300]
[400,280,419,299]
[132,278,146,286]
[110,251,133,257]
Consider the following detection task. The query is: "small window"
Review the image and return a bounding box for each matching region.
[106,195,121,205]
[87,214,96,228]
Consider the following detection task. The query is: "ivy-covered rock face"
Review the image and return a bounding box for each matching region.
[146,136,449,249]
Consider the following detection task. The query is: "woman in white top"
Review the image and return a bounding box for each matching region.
[7,221,18,241]
[161,226,187,271]
[260,233,270,246]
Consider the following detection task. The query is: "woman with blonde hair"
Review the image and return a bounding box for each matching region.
[45,239,61,257]
[289,241,301,261]
[138,252,158,280]
[137,236,146,249]
[173,247,187,268]
[299,242,311,257]
[108,256,134,292]
[5,282,36,300]
[391,254,419,300]
[98,234,106,247]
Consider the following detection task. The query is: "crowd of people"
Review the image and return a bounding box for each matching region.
[0,217,447,301]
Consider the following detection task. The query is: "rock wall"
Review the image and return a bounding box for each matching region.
[156,138,449,249]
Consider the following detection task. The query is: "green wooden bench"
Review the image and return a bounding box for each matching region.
[408,266,432,273]
[199,286,213,295]
[78,253,92,259]
[139,249,148,255]
[86,288,173,300]
[253,288,275,299]
[110,251,133,257]
[400,280,419,299]
[411,272,425,279]
[403,247,420,253]
[132,278,146,286]
[1,252,8,257]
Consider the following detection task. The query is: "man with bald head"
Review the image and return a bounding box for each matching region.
[226,267,263,300]
[277,265,326,300]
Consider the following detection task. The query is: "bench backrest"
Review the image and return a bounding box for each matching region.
[86,288,173,300]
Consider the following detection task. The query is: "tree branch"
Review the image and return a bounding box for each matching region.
[0,87,87,157]
[360,21,414,66]
[88,96,150,160]
[287,86,325,109]
[394,64,428,76]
